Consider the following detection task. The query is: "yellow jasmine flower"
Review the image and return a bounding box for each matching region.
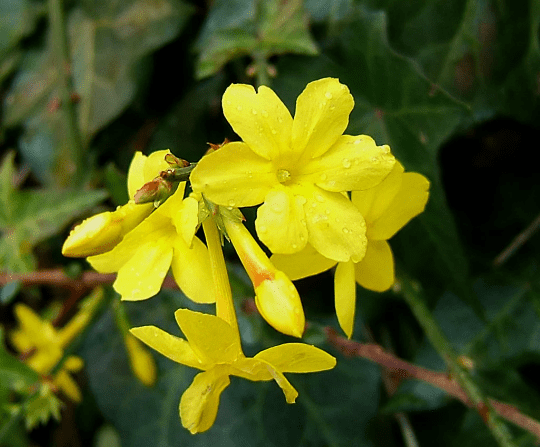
[190,78,395,262]
[10,299,100,402]
[221,209,305,337]
[87,184,214,303]
[62,150,171,258]
[131,308,336,434]
[272,162,430,337]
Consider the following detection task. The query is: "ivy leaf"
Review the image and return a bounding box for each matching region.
[2,0,193,184]
[0,151,108,272]
[195,0,318,79]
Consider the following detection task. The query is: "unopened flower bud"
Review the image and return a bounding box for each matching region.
[164,153,189,168]
[134,177,172,205]
[125,333,157,386]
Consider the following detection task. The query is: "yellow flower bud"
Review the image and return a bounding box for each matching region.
[125,333,157,386]
[254,271,305,338]
[62,202,152,257]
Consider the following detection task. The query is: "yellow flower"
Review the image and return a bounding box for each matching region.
[87,184,215,303]
[10,300,99,403]
[131,309,336,434]
[190,78,395,262]
[62,150,171,257]
[221,210,305,337]
[272,162,430,337]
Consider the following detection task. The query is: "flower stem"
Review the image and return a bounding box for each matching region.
[202,216,239,336]
[48,0,84,187]
[399,273,516,447]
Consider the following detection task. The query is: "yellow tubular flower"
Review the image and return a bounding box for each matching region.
[62,150,171,257]
[190,78,395,263]
[222,211,305,338]
[130,309,336,434]
[9,302,97,403]
[272,162,430,338]
[87,184,215,303]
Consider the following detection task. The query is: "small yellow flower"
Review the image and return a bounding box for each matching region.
[87,184,214,303]
[10,299,100,402]
[190,78,395,263]
[62,150,171,257]
[131,309,336,434]
[272,162,430,337]
[222,210,305,337]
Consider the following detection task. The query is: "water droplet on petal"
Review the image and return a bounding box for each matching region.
[278,117,283,123]
[292,243,298,249]
[315,194,324,203]
[271,129,277,135]
[342,158,351,168]
[319,173,327,181]
[325,91,333,99]
[228,199,236,207]
[342,227,350,234]
[325,209,331,215]
[335,217,340,223]
[237,105,243,111]
[259,225,267,233]
[354,138,362,145]
[261,110,268,117]
[247,171,253,178]
[251,109,258,115]
[330,105,336,111]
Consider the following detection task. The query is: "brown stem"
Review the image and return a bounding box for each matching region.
[325,327,540,441]
[0,269,179,290]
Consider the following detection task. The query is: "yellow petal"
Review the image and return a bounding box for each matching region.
[301,135,395,192]
[190,142,276,207]
[367,172,430,240]
[13,304,56,348]
[127,152,147,199]
[351,161,404,224]
[334,260,356,338]
[114,235,173,300]
[27,347,63,374]
[174,309,242,364]
[271,243,336,281]
[222,84,293,160]
[255,360,298,403]
[354,240,395,292]
[255,186,309,254]
[130,326,205,369]
[255,343,336,373]
[180,367,230,434]
[292,78,354,160]
[172,196,199,246]
[88,210,172,274]
[171,236,215,304]
[304,187,367,263]
[254,271,305,338]
[54,369,82,402]
[63,356,84,372]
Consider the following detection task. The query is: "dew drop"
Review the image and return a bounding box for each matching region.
[292,243,298,250]
[228,199,236,207]
[319,101,327,108]
[342,227,350,234]
[342,158,351,168]
[330,105,336,111]
[319,173,328,181]
[354,138,362,145]
[315,194,324,203]
[335,217,340,223]
[277,117,283,123]
[251,109,258,115]
[259,225,267,233]
[225,100,231,105]
[300,219,307,226]
[325,209,331,215]
[271,129,277,135]
[261,110,269,117]
[325,91,333,99]
[237,105,243,111]
[247,171,253,178]
[311,202,317,208]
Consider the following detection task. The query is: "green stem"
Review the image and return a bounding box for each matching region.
[49,0,84,187]
[399,273,516,447]
[252,52,271,88]
[202,215,239,337]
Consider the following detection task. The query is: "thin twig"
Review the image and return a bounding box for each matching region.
[493,212,540,267]
[0,269,179,290]
[325,327,540,442]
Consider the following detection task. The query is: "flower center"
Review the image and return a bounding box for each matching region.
[276,169,291,183]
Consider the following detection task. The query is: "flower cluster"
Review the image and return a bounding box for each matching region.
[60,77,429,433]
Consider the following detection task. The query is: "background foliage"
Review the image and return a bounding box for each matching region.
[1,0,539,446]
